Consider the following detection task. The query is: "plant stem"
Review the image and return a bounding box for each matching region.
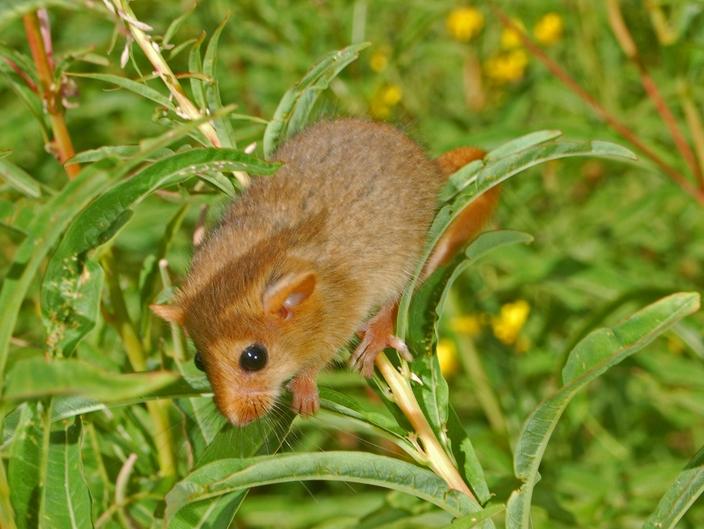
[678,82,704,180]
[605,0,703,187]
[102,253,176,478]
[375,353,475,500]
[110,0,250,187]
[22,10,80,178]
[490,4,704,205]
[111,0,219,147]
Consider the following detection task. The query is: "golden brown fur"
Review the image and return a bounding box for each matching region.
[173,119,444,424]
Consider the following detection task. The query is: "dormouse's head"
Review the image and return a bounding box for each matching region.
[151,260,322,426]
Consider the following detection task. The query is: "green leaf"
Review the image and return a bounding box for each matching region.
[166,451,477,522]
[398,134,638,340]
[204,16,236,148]
[163,5,195,47]
[41,148,279,356]
[320,387,409,441]
[446,408,490,505]
[51,373,212,421]
[484,131,561,162]
[505,292,700,529]
[69,145,175,164]
[263,42,370,158]
[1,73,50,141]
[39,418,93,529]
[169,398,295,529]
[406,230,534,357]
[444,504,505,529]
[69,72,175,110]
[138,204,189,332]
[440,134,637,203]
[188,32,207,111]
[402,231,532,472]
[0,163,112,394]
[4,357,178,403]
[0,108,236,397]
[8,404,42,529]
[642,445,704,529]
[0,158,41,198]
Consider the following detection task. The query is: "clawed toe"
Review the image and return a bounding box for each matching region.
[289,374,320,416]
[350,331,410,377]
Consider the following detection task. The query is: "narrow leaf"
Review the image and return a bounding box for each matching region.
[444,504,505,529]
[69,72,175,110]
[0,163,112,392]
[41,148,279,356]
[39,419,93,529]
[4,358,178,403]
[204,16,237,147]
[399,135,638,340]
[0,159,41,197]
[642,445,704,529]
[263,42,370,158]
[8,404,42,529]
[505,292,700,529]
[166,451,477,521]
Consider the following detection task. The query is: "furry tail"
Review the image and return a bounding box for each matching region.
[422,147,501,278]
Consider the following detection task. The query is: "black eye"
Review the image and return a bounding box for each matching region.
[239,343,268,372]
[194,351,205,372]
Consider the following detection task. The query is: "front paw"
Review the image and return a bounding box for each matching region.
[289,375,320,416]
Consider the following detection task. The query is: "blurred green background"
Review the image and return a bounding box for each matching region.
[1,1,703,528]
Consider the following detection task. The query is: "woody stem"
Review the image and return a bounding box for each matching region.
[605,0,703,187]
[23,10,80,178]
[490,4,704,205]
[375,353,476,500]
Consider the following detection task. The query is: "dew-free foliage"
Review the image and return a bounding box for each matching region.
[1,3,702,529]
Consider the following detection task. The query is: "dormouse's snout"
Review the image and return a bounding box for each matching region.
[215,389,278,426]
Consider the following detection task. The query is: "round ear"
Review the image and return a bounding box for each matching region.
[150,303,185,325]
[262,271,316,320]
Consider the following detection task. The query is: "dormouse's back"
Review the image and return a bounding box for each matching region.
[272,119,441,212]
[187,119,443,302]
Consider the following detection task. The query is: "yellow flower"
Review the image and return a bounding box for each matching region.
[446,7,484,42]
[370,49,389,73]
[485,49,528,84]
[450,314,481,337]
[500,19,526,49]
[437,338,460,377]
[370,84,403,119]
[492,300,530,345]
[381,84,403,106]
[533,13,563,46]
